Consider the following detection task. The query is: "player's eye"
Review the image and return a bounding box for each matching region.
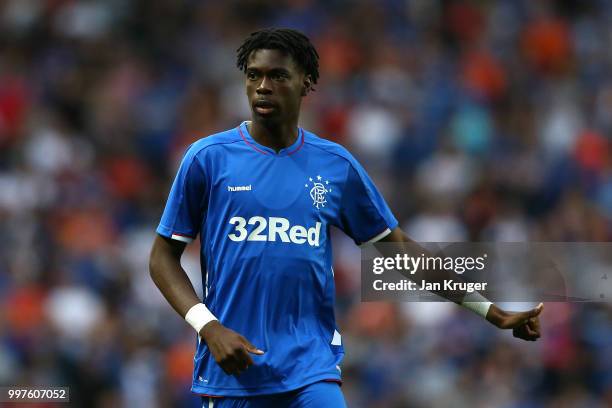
[247,71,258,80]
[272,73,288,81]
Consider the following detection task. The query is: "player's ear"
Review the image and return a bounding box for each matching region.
[301,75,312,96]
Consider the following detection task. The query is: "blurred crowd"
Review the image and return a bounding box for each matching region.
[1,0,611,406]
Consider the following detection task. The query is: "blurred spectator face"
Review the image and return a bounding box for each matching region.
[245,49,310,123]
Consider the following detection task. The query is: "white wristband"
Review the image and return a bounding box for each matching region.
[460,292,492,318]
[185,303,218,334]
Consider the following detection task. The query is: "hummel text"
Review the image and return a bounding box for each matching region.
[228,185,252,192]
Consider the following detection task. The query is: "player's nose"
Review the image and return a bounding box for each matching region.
[256,77,272,94]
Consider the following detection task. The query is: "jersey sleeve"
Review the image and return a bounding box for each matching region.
[338,160,398,245]
[156,146,208,243]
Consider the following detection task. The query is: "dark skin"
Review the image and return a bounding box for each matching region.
[149,48,542,378]
[245,49,312,151]
[149,235,263,376]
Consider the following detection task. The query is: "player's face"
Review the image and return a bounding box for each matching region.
[245,49,310,124]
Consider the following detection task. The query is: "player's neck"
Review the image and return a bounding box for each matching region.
[247,120,299,153]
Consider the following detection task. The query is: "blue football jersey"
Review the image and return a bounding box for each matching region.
[157,121,398,397]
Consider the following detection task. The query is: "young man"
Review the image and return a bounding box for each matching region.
[149,28,543,408]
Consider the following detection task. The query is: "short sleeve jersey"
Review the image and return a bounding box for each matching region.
[157,121,398,396]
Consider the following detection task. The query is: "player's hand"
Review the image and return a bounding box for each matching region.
[200,320,265,376]
[486,303,543,341]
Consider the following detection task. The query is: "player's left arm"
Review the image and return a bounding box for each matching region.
[379,227,543,341]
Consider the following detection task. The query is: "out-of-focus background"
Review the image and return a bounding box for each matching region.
[1,0,611,407]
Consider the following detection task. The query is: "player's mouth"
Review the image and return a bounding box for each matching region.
[254,100,278,115]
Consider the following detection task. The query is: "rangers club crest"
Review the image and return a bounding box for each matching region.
[305,175,331,209]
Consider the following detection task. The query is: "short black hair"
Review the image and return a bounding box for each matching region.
[236,28,320,87]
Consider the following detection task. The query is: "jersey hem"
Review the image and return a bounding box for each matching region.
[190,372,342,397]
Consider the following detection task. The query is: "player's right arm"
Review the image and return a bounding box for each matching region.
[149,235,263,376]
[149,235,200,317]
[151,145,262,376]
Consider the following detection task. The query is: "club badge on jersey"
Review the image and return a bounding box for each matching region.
[305,175,332,209]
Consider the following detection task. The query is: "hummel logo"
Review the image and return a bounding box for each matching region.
[228,185,252,192]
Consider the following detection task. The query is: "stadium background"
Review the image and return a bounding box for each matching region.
[1,0,611,406]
